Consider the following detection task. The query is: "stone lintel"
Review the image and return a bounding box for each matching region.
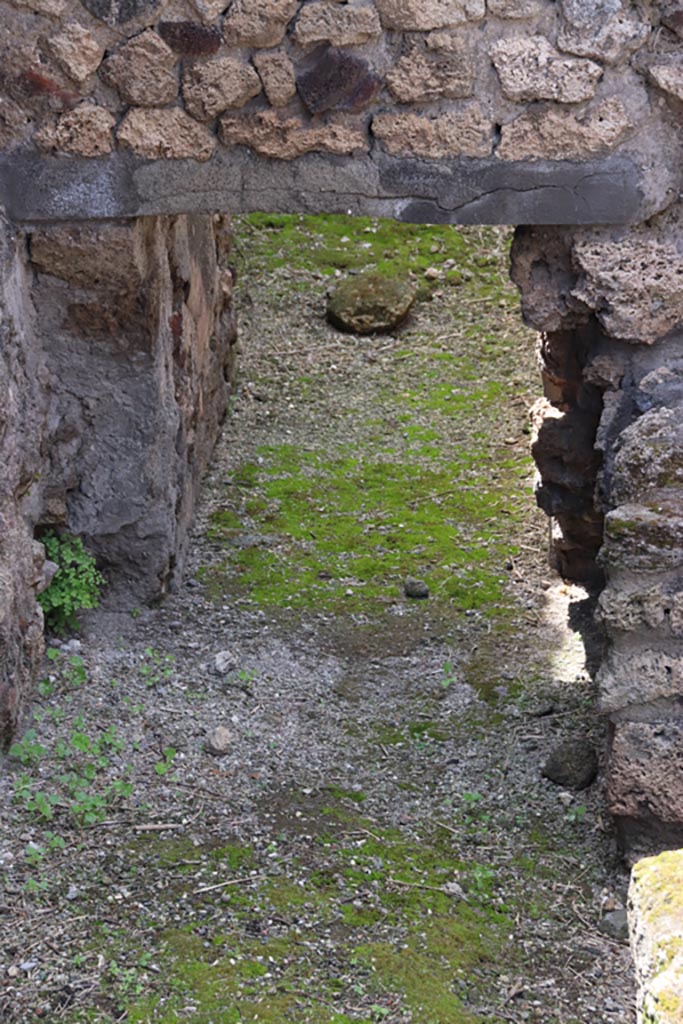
[1,151,645,226]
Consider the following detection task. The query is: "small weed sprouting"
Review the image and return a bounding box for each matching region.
[139,647,176,688]
[440,659,458,690]
[38,531,104,634]
[37,648,87,698]
[566,804,587,825]
[10,721,133,828]
[9,729,47,766]
[154,747,177,777]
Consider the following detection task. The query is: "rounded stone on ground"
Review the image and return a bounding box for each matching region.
[597,909,629,942]
[205,725,233,756]
[404,576,430,599]
[327,272,417,335]
[542,737,598,790]
[214,650,236,674]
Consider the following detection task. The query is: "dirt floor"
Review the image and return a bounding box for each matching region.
[0,216,635,1023]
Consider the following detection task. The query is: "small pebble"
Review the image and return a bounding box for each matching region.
[214,650,236,674]
[205,725,233,756]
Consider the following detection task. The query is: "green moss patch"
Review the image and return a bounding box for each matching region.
[201,213,534,624]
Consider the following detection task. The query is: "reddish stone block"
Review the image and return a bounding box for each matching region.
[158,21,222,57]
[297,47,381,115]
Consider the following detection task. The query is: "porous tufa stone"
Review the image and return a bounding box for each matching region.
[253,51,297,108]
[223,0,299,48]
[497,97,632,161]
[46,24,104,84]
[292,2,382,47]
[375,0,485,31]
[492,36,602,104]
[100,31,177,107]
[218,109,367,160]
[117,107,216,160]
[372,106,492,158]
[35,104,115,157]
[386,45,474,103]
[183,58,262,121]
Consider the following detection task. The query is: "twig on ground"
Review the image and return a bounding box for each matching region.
[194,875,264,895]
[132,823,184,833]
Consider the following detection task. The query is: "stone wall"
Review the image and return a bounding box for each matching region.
[0,0,681,224]
[0,210,236,741]
[0,212,47,748]
[510,202,683,855]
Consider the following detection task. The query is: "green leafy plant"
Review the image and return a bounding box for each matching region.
[10,722,132,827]
[38,532,104,633]
[154,746,177,776]
[566,804,587,825]
[38,648,87,697]
[9,728,47,766]
[139,647,176,688]
[440,659,458,689]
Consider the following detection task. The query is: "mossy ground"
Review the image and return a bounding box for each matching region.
[1,214,631,1024]
[52,789,587,1024]
[201,213,533,632]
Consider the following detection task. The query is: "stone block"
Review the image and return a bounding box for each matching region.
[372,106,492,159]
[183,58,262,121]
[28,214,236,607]
[426,29,473,53]
[117,108,216,160]
[558,0,649,65]
[80,0,161,24]
[609,721,683,831]
[572,212,683,343]
[158,21,222,56]
[488,0,546,16]
[375,0,485,30]
[630,850,683,1024]
[602,503,683,573]
[492,36,602,103]
[662,1,683,40]
[292,2,381,47]
[297,49,380,115]
[191,0,227,21]
[0,96,31,152]
[223,0,299,48]
[46,23,104,83]
[611,408,683,505]
[509,226,589,332]
[35,104,115,157]
[218,110,367,159]
[497,97,632,161]
[29,223,143,291]
[253,51,296,108]
[647,61,683,103]
[100,30,177,107]
[10,0,66,15]
[598,648,683,713]
[531,401,601,492]
[0,213,46,747]
[598,581,683,637]
[386,44,473,103]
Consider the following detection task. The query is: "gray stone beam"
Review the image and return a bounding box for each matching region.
[1,149,649,225]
